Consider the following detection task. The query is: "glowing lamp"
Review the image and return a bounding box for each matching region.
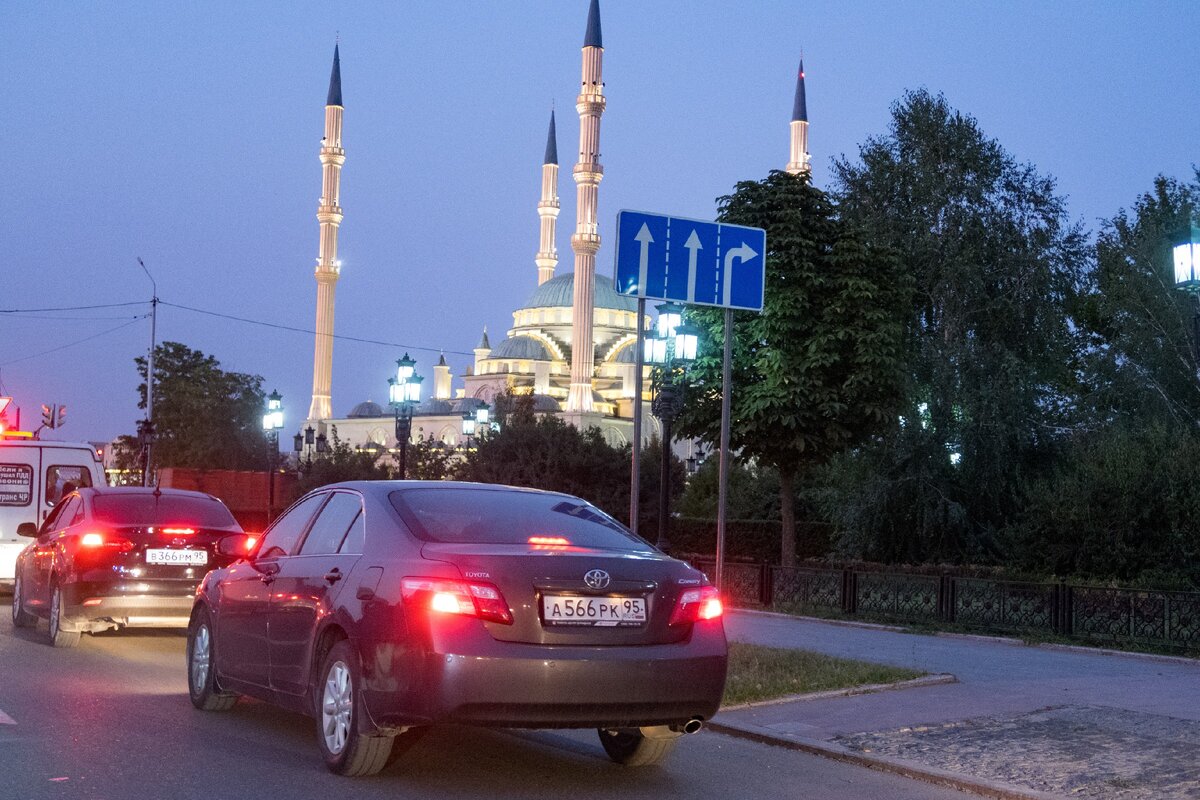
[1174,226,1200,291]
[655,302,684,338]
[673,323,700,363]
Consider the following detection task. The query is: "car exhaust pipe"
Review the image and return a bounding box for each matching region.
[666,717,704,736]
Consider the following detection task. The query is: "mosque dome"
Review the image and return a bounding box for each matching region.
[414,398,453,416]
[520,273,637,313]
[347,400,386,418]
[489,335,554,361]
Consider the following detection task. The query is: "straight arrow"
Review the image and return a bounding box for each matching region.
[635,223,654,296]
[723,242,758,305]
[684,230,702,302]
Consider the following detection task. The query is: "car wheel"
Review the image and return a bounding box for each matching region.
[315,640,395,776]
[11,570,37,629]
[187,608,237,711]
[48,579,81,648]
[597,728,678,766]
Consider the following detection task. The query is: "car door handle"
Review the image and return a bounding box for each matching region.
[260,574,276,585]
[324,568,343,585]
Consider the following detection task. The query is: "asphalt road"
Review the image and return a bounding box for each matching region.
[0,600,973,800]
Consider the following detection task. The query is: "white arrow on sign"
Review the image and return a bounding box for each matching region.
[635,223,654,295]
[684,230,702,302]
[722,241,758,305]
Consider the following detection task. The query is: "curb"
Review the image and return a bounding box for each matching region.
[706,720,1061,800]
[721,672,957,711]
[730,609,1198,666]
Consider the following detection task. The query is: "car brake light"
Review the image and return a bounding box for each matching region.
[528,536,570,546]
[78,531,133,552]
[401,577,514,625]
[670,585,723,625]
[161,527,196,536]
[81,532,104,547]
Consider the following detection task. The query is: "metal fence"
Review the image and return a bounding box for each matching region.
[692,561,1200,652]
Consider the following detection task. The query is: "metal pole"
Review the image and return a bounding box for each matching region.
[399,408,410,480]
[630,297,646,533]
[656,406,671,552]
[715,308,733,593]
[137,258,157,487]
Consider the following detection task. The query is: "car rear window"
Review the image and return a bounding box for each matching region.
[389,488,653,552]
[92,494,239,528]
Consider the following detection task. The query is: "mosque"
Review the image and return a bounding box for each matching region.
[300,0,810,455]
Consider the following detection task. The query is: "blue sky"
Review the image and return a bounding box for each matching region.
[2,1,1196,442]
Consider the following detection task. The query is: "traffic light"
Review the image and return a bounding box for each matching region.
[40,404,65,429]
[56,406,67,429]
[42,404,54,429]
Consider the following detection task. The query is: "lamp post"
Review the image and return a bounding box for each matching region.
[388,353,423,479]
[461,411,476,449]
[261,391,284,521]
[293,424,327,475]
[1173,224,1200,362]
[645,303,699,552]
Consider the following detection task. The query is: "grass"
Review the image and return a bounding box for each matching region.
[721,642,925,707]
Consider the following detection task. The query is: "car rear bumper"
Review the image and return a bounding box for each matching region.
[361,617,728,731]
[62,581,196,630]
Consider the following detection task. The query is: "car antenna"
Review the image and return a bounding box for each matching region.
[153,477,162,498]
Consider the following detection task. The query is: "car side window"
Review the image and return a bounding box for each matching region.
[50,497,81,533]
[258,494,326,559]
[299,492,363,555]
[338,511,366,555]
[39,498,70,534]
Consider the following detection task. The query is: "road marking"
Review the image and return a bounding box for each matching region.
[0,710,16,725]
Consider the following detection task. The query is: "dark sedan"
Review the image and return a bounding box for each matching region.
[187,481,728,775]
[10,486,247,647]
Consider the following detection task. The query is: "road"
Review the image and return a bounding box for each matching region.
[0,600,973,800]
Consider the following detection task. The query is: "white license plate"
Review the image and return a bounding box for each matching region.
[145,549,207,566]
[542,595,646,627]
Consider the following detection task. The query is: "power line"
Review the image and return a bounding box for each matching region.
[0,316,149,367]
[0,301,148,313]
[158,300,473,357]
[0,313,149,321]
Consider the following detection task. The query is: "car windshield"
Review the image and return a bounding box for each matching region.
[389,488,654,552]
[91,494,239,528]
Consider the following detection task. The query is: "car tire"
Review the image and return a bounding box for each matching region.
[315,640,395,776]
[597,728,678,766]
[47,579,80,648]
[187,608,237,712]
[11,570,37,629]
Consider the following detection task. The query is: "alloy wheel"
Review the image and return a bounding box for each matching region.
[321,660,353,755]
[191,625,211,691]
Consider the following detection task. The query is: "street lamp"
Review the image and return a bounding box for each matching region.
[388,353,423,479]
[293,424,326,475]
[261,391,284,521]
[645,302,697,552]
[461,411,476,449]
[1174,225,1200,362]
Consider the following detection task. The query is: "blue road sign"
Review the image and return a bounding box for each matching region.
[614,210,766,311]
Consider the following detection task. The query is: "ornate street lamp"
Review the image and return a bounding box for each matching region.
[647,303,697,552]
[1174,225,1200,362]
[261,390,284,521]
[461,411,476,449]
[294,424,322,475]
[388,353,423,479]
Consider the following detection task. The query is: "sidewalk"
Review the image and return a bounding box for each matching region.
[712,610,1200,799]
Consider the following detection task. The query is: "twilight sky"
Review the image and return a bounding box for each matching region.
[3,1,1197,444]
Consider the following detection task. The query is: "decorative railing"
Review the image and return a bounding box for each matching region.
[689,560,1200,652]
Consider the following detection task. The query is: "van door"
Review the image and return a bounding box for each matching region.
[0,447,40,584]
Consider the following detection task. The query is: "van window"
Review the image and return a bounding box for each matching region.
[0,463,34,507]
[46,465,94,506]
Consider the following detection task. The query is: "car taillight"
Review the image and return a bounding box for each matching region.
[400,577,514,625]
[78,531,133,553]
[160,526,196,536]
[670,585,723,626]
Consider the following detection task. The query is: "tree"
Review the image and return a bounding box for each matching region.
[826,90,1087,563]
[292,427,392,497]
[134,341,270,472]
[454,414,632,525]
[676,170,911,566]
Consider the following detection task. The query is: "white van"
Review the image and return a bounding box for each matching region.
[0,439,106,590]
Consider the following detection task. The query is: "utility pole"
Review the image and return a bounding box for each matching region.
[137,257,158,486]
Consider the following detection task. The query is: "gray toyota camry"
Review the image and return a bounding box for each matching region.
[187,481,728,775]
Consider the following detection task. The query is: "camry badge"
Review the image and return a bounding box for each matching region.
[584,569,611,589]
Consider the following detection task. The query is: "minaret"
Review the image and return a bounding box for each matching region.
[785,58,810,176]
[433,353,452,400]
[567,0,605,413]
[536,110,560,286]
[308,44,345,421]
[473,327,491,375]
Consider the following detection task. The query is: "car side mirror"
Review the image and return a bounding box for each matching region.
[17,522,38,538]
[217,533,258,558]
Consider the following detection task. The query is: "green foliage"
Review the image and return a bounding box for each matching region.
[407,437,456,481]
[1074,171,1200,425]
[676,170,911,565]
[454,413,632,523]
[292,427,392,497]
[677,459,780,521]
[134,341,270,472]
[827,90,1087,563]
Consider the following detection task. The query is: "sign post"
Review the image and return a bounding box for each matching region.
[614,210,765,593]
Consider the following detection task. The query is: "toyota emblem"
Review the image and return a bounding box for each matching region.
[584,569,611,589]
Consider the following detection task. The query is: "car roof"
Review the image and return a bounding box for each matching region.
[319,480,569,499]
[81,486,228,503]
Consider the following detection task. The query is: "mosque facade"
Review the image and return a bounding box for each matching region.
[300,1,810,457]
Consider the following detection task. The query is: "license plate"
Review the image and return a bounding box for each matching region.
[145,549,207,566]
[542,595,646,627]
